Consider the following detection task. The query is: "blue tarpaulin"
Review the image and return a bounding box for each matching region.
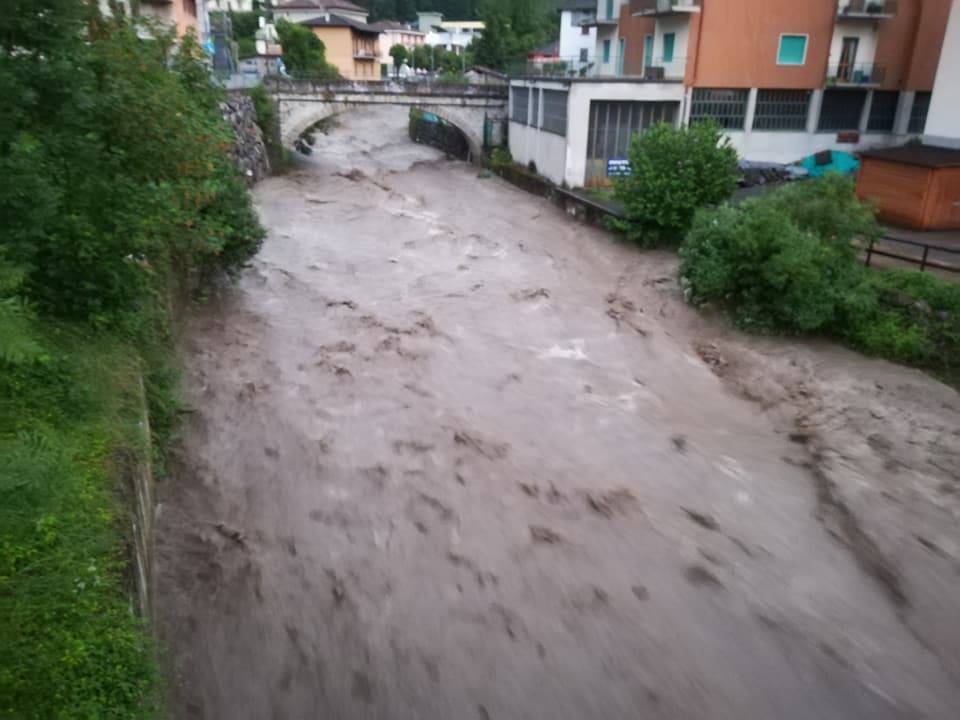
[799,150,860,178]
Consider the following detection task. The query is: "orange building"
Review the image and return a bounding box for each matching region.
[510,0,952,186]
[301,15,382,80]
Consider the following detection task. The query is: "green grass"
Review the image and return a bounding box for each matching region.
[0,321,160,719]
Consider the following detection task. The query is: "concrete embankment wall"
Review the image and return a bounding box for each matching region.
[222,94,271,185]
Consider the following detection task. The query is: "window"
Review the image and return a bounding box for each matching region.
[530,89,540,128]
[663,33,675,63]
[753,89,810,130]
[867,90,898,132]
[689,88,749,130]
[908,92,931,133]
[603,39,611,63]
[587,101,677,160]
[643,35,653,68]
[606,0,614,20]
[581,24,590,36]
[542,90,569,135]
[777,35,808,65]
[580,48,589,62]
[511,87,529,124]
[818,88,867,131]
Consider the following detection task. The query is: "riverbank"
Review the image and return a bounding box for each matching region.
[0,322,161,716]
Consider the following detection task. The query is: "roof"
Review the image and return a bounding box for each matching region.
[275,0,367,11]
[300,13,380,34]
[529,41,560,57]
[560,0,595,10]
[368,20,424,33]
[860,144,960,169]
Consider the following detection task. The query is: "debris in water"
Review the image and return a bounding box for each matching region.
[530,526,563,544]
[682,507,719,531]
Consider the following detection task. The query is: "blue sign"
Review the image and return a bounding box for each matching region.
[607,158,631,177]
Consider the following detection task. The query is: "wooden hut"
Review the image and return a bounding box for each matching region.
[856,145,960,230]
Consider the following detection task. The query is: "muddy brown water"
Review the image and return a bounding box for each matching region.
[155,107,960,719]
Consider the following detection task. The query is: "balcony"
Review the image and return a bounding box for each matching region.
[579,14,618,27]
[354,48,379,60]
[827,62,886,86]
[508,55,686,81]
[631,0,701,16]
[837,0,897,19]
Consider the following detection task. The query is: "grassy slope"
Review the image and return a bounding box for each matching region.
[0,322,159,719]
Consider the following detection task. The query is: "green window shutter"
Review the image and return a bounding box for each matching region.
[778,35,807,65]
[606,0,614,20]
[663,33,675,62]
[603,39,611,63]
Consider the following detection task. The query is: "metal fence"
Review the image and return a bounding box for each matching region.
[860,236,960,276]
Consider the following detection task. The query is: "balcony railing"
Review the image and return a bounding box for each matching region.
[579,14,617,27]
[827,62,886,85]
[508,55,685,81]
[837,0,897,18]
[631,0,701,16]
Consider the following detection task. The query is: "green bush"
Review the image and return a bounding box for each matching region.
[490,146,513,168]
[611,120,739,247]
[680,200,869,333]
[679,178,960,376]
[276,19,339,80]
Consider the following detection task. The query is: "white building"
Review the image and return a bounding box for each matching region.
[558,0,597,71]
[416,11,484,55]
[924,0,960,148]
[273,0,368,25]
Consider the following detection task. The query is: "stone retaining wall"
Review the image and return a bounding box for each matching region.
[221,94,270,185]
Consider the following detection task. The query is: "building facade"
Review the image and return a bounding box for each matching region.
[416,12,484,55]
[511,0,952,188]
[371,21,427,70]
[924,0,960,147]
[559,1,598,71]
[301,15,381,79]
[100,0,205,38]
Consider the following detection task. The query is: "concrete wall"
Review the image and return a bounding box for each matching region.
[924,0,960,146]
[509,121,569,185]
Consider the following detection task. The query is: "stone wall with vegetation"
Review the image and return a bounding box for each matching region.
[223,94,271,185]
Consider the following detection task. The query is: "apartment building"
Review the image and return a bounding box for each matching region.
[510,0,952,187]
[559,0,598,69]
[416,12,485,55]
[301,14,381,79]
[99,0,205,38]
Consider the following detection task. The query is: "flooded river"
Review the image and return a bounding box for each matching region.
[155,107,960,719]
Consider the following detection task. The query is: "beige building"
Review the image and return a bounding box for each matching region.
[301,15,381,80]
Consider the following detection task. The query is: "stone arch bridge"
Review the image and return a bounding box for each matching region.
[266,79,508,159]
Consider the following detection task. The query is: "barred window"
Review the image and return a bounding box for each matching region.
[530,89,540,128]
[818,89,866,131]
[867,90,899,133]
[511,87,529,124]
[587,101,678,160]
[541,90,568,135]
[689,89,749,130]
[908,91,931,134]
[752,90,810,131]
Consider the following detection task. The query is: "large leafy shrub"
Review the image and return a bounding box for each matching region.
[679,178,960,375]
[612,121,739,247]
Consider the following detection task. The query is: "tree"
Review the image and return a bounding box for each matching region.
[275,19,339,79]
[472,11,508,69]
[389,43,408,75]
[611,121,739,246]
[412,44,432,71]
